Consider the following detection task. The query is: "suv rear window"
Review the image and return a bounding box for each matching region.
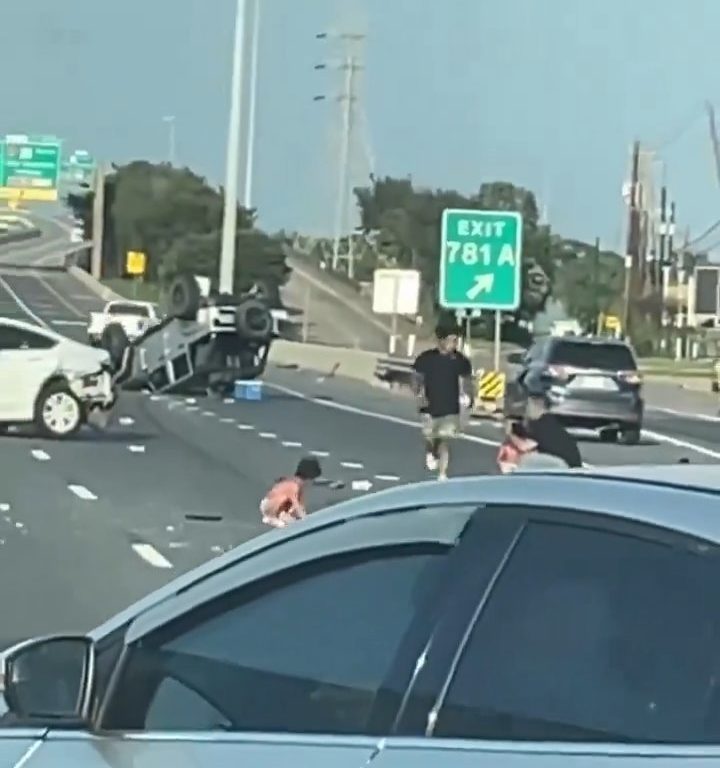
[108,303,150,317]
[549,341,636,371]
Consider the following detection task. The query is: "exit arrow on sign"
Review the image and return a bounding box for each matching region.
[466,273,494,300]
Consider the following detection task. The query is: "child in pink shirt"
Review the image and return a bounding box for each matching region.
[260,457,322,528]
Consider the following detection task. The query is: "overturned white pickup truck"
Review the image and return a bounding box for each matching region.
[88,300,161,347]
[99,273,281,395]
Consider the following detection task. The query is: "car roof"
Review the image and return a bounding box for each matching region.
[0,316,61,340]
[548,335,630,347]
[90,465,720,641]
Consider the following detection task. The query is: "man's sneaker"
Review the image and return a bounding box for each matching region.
[437,473,448,481]
[425,452,438,471]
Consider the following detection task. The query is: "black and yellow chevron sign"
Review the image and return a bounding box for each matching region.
[476,370,506,401]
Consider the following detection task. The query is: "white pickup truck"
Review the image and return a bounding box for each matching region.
[88,300,160,347]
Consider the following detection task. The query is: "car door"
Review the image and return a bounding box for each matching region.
[375,503,720,767]
[34,503,498,768]
[0,325,58,420]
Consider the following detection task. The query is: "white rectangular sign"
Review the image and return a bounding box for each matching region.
[372,268,421,315]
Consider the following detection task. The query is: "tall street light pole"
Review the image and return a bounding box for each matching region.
[243,0,260,210]
[219,0,247,295]
[162,115,176,165]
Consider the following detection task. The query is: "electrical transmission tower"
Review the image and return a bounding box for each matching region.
[313,30,365,279]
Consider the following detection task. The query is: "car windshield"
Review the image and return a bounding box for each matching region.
[108,303,150,317]
[550,342,636,371]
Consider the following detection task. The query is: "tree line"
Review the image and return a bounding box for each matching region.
[66,161,289,305]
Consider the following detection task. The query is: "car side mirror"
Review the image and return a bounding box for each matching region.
[506,351,525,365]
[1,635,95,722]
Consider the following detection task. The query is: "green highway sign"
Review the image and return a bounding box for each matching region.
[0,135,62,201]
[439,208,523,311]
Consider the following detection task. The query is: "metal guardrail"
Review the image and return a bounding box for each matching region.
[374,355,415,386]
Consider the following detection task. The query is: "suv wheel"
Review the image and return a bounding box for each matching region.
[620,427,641,446]
[599,427,619,443]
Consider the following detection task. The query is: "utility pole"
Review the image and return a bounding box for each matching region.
[593,236,601,333]
[243,0,260,210]
[622,140,641,338]
[90,164,105,280]
[162,115,176,166]
[219,0,247,295]
[314,32,364,280]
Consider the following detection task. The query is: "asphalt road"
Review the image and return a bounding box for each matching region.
[0,245,718,646]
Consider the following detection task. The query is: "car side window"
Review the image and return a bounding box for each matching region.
[434,518,720,744]
[0,326,56,350]
[104,545,450,735]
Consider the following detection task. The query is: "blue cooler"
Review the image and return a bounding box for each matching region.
[234,380,263,401]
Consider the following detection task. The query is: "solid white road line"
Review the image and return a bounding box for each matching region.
[67,484,97,501]
[268,382,720,462]
[31,449,50,461]
[647,405,720,423]
[642,429,720,460]
[0,275,49,327]
[131,543,173,569]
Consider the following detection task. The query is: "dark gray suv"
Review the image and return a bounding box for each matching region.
[504,335,643,444]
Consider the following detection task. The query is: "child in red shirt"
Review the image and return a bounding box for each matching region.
[260,457,322,528]
[497,420,537,474]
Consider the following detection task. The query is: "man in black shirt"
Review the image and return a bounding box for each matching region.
[524,388,582,468]
[412,324,473,480]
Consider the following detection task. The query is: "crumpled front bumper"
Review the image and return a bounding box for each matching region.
[68,368,117,412]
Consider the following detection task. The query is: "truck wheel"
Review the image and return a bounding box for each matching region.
[168,272,201,320]
[35,381,83,438]
[236,298,273,340]
[101,323,129,371]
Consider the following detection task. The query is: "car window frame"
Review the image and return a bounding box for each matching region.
[420,503,720,744]
[0,325,57,351]
[94,504,486,734]
[99,543,456,735]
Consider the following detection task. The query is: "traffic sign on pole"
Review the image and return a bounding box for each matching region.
[438,209,523,311]
[0,135,62,201]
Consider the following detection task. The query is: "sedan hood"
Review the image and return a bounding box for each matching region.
[57,338,112,371]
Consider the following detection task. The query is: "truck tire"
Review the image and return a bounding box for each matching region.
[34,381,83,438]
[236,298,273,340]
[101,323,129,371]
[168,272,201,320]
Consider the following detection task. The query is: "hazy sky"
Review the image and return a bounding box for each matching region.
[3,1,720,252]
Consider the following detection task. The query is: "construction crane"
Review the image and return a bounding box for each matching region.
[706,101,720,191]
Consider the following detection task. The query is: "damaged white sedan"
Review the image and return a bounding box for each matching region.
[0,317,117,438]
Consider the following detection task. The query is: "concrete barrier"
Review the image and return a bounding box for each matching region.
[269,339,382,383]
[68,265,122,301]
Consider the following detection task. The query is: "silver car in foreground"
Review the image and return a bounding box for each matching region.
[1,465,720,767]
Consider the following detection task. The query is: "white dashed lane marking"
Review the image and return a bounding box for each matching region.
[375,474,401,482]
[31,449,50,461]
[127,445,146,453]
[282,440,303,448]
[118,416,135,426]
[259,432,277,439]
[237,424,254,431]
[340,461,364,469]
[67,484,97,501]
[187,406,199,412]
[310,450,329,457]
[131,543,173,569]
[0,504,9,512]
[220,417,235,424]
[202,410,215,417]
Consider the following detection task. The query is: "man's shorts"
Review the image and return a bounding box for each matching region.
[421,413,460,440]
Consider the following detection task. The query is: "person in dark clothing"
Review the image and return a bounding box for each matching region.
[524,389,583,468]
[412,324,474,480]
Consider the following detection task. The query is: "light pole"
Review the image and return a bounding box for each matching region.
[219,0,247,295]
[243,0,260,210]
[162,115,176,165]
